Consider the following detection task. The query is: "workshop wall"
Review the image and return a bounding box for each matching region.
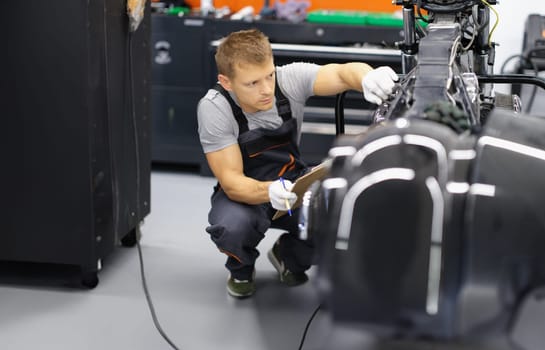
[494,0,537,72]
[184,0,398,13]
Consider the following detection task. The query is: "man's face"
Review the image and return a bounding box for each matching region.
[219,58,276,113]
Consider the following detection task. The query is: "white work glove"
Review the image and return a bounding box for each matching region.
[268,179,297,211]
[362,66,399,105]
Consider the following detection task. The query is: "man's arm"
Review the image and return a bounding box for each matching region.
[312,62,373,96]
[312,62,398,104]
[206,144,272,205]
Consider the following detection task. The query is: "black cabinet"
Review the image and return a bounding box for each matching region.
[3,0,151,287]
[152,18,210,87]
[151,16,210,166]
[151,87,205,164]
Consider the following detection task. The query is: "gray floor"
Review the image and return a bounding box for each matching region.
[0,170,331,350]
[1,169,543,350]
[0,170,486,350]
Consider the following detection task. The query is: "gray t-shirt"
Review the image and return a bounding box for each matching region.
[197,62,320,154]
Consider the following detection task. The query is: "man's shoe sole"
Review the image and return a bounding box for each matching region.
[226,286,254,298]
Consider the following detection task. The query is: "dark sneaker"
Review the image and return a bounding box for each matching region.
[267,242,308,286]
[227,268,256,298]
[227,276,255,298]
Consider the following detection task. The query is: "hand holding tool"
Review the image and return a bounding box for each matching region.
[269,178,297,213]
[362,66,399,105]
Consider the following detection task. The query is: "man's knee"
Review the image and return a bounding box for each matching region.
[207,211,267,247]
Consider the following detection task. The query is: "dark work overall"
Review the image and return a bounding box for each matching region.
[205,80,314,281]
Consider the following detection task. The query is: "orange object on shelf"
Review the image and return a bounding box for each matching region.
[308,0,397,12]
[184,0,397,14]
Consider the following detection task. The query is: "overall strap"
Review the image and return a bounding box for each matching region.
[274,78,292,122]
[213,83,249,133]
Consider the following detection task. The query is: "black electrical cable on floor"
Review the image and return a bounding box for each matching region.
[128,25,181,350]
[136,238,181,350]
[298,304,322,350]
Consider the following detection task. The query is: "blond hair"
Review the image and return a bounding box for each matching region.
[215,29,273,78]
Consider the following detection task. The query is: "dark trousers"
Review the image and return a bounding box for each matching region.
[206,189,314,280]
